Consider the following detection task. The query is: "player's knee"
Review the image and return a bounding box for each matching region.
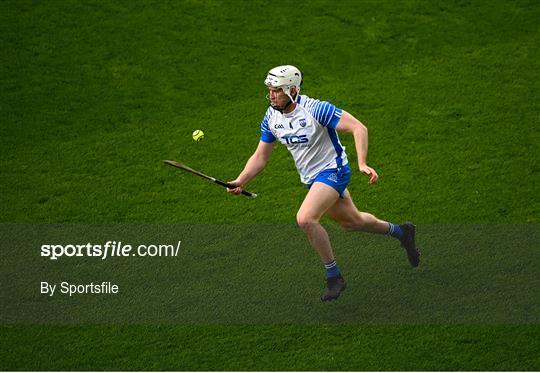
[296,213,320,230]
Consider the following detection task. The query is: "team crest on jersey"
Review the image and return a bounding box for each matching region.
[298,118,307,127]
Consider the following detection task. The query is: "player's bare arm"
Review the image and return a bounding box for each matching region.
[335,111,379,184]
[227,140,274,194]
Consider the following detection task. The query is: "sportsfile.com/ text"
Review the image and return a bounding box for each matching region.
[40,241,182,260]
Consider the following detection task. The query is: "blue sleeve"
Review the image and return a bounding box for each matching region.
[304,98,343,129]
[260,107,276,143]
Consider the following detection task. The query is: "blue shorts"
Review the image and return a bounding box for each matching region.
[307,164,351,199]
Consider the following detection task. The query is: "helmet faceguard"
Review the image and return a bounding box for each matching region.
[264,65,302,108]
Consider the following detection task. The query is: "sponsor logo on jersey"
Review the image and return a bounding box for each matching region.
[281,135,309,144]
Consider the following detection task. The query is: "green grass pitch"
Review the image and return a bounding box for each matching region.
[1,0,539,370]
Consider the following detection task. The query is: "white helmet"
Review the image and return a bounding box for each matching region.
[264,65,302,102]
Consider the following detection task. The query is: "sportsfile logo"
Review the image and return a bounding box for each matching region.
[40,241,182,260]
[281,135,308,144]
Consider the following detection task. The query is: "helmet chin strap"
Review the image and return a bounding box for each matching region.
[266,88,298,113]
[269,98,292,113]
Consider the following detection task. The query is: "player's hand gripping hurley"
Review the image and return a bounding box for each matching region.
[163,160,257,199]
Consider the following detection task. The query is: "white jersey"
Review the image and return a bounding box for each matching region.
[260,94,348,184]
